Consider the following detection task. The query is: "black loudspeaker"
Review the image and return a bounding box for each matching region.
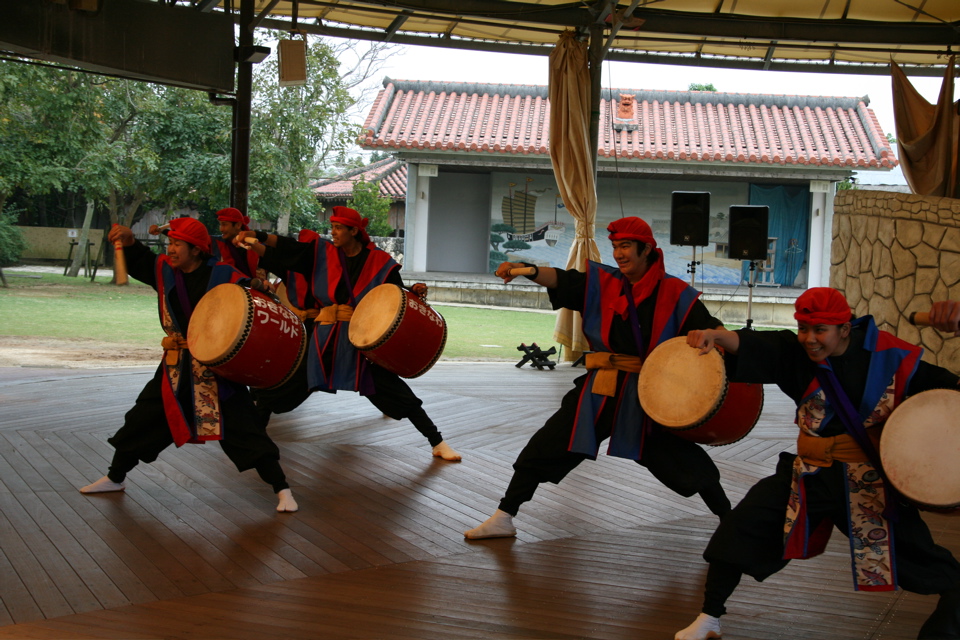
[728,205,770,261]
[670,191,710,246]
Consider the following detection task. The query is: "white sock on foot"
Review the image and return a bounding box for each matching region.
[79,476,125,494]
[464,509,516,539]
[432,440,462,462]
[675,613,722,640]
[276,488,299,512]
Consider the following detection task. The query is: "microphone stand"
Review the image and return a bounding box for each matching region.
[686,245,701,287]
[744,259,758,330]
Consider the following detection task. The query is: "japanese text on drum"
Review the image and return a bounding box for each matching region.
[253,295,300,337]
[408,296,444,327]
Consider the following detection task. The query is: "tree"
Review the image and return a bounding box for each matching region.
[0,62,162,277]
[0,61,107,215]
[0,34,395,243]
[0,58,239,230]
[347,178,392,237]
[490,223,514,252]
[0,205,27,267]
[502,239,531,254]
[249,34,396,234]
[688,83,718,92]
[139,85,232,219]
[81,79,165,228]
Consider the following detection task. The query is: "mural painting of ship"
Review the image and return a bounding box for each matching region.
[501,188,538,234]
[508,222,566,246]
[501,184,565,246]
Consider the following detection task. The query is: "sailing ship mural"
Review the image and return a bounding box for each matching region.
[501,178,537,234]
[490,177,567,271]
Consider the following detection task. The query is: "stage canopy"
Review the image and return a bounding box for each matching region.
[240,0,960,77]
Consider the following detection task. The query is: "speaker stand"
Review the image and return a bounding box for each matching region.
[686,246,701,287]
[744,260,759,330]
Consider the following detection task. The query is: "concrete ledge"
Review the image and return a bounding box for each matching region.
[700,285,801,327]
[404,271,553,310]
[405,270,800,326]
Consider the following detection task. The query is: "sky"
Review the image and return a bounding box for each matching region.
[373,44,951,186]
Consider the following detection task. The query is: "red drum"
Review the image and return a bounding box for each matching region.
[187,283,306,389]
[637,336,763,446]
[880,388,960,513]
[348,284,447,378]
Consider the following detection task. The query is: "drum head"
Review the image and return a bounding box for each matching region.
[349,284,402,350]
[187,283,248,364]
[880,388,960,510]
[638,336,726,428]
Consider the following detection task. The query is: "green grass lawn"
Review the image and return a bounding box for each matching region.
[434,304,560,360]
[0,272,161,343]
[0,269,770,361]
[0,271,562,361]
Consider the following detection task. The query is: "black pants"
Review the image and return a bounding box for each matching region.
[251,354,444,447]
[498,374,730,517]
[107,368,288,493]
[699,452,960,638]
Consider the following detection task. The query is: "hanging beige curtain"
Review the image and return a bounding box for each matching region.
[549,31,600,360]
[891,57,959,198]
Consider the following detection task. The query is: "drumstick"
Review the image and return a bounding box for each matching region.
[112,224,128,286]
[237,236,259,249]
[148,223,171,235]
[506,266,537,277]
[910,310,960,333]
[909,312,931,326]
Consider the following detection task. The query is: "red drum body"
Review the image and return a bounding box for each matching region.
[348,284,446,378]
[678,381,764,445]
[638,336,763,446]
[187,283,306,389]
[880,389,960,513]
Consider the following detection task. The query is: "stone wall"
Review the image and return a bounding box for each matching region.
[832,189,960,372]
[371,236,403,264]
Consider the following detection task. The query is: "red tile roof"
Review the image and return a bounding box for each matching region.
[312,157,408,200]
[360,79,897,169]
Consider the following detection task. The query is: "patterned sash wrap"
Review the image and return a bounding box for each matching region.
[568,261,699,461]
[155,257,245,447]
[307,239,398,394]
[783,316,922,592]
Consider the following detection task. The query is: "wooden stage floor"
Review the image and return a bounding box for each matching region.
[0,362,956,639]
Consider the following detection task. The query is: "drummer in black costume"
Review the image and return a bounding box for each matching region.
[465,216,731,539]
[237,206,462,462]
[79,219,298,513]
[676,288,960,640]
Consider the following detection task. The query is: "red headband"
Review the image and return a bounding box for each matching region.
[607,216,656,247]
[794,288,852,325]
[165,217,211,255]
[216,207,250,229]
[329,206,370,244]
